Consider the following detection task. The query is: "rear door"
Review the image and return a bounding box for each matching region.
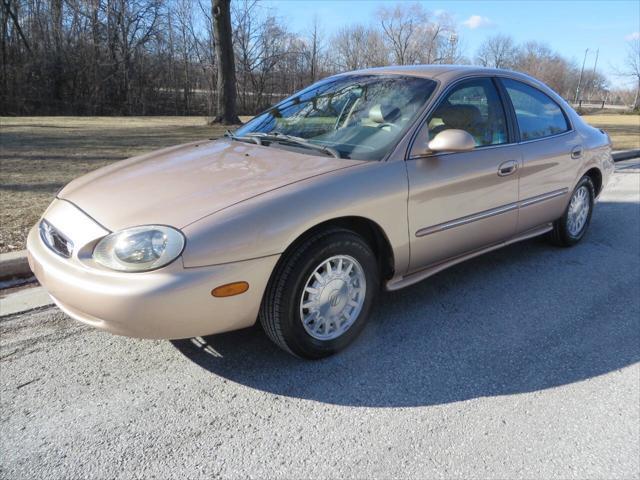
[406,77,521,272]
[499,78,582,232]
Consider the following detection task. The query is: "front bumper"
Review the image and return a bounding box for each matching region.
[27,200,279,339]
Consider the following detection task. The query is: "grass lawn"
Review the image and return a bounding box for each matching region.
[582,114,640,150]
[1,114,638,253]
[0,117,245,253]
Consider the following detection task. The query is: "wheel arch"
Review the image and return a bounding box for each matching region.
[278,216,396,282]
[583,167,603,197]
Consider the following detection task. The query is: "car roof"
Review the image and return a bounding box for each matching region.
[341,64,539,85]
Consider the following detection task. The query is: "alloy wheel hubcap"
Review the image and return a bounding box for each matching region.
[567,186,590,236]
[300,255,366,341]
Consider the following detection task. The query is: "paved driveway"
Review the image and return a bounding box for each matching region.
[1,168,639,479]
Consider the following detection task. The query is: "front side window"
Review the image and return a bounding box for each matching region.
[235,75,437,160]
[502,78,569,141]
[427,77,508,147]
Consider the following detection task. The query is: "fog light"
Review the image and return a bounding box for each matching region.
[211,282,249,297]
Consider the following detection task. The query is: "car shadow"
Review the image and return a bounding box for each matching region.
[172,201,640,407]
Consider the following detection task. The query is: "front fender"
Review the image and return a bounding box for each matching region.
[181,160,410,275]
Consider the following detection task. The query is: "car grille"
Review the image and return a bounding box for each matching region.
[39,219,74,258]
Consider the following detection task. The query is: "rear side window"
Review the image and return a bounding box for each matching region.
[502,79,569,141]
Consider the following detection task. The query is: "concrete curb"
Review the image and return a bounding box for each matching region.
[0,150,638,283]
[0,286,54,317]
[612,149,640,162]
[0,251,31,281]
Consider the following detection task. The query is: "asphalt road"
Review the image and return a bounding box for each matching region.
[1,168,639,479]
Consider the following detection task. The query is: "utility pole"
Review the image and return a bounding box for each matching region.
[590,48,599,99]
[574,48,589,104]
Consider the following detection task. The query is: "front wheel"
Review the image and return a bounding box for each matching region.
[259,228,380,359]
[550,176,595,246]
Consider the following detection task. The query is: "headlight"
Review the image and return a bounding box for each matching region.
[93,225,185,272]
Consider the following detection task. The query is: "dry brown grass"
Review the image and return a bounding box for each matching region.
[0,117,247,253]
[1,114,638,253]
[582,114,640,150]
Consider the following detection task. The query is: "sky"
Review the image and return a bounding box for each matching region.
[264,0,640,89]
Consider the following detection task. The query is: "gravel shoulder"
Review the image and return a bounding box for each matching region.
[0,170,639,479]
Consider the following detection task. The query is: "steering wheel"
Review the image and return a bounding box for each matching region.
[377,122,401,132]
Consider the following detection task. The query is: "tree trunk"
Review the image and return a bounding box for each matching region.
[211,0,239,124]
[167,14,178,115]
[90,0,101,114]
[1,0,31,54]
[1,0,8,101]
[51,0,63,110]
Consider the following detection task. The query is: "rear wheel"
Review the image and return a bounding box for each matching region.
[259,228,380,359]
[550,176,595,246]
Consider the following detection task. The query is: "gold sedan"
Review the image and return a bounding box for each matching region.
[27,66,614,358]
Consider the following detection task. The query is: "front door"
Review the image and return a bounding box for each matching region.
[406,77,520,272]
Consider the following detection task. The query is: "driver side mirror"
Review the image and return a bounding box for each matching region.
[411,128,476,157]
[427,129,476,153]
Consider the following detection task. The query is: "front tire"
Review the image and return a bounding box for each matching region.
[259,228,380,359]
[550,175,595,246]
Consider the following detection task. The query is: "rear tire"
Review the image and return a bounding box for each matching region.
[259,228,380,359]
[550,176,595,247]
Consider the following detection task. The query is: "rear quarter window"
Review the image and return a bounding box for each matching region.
[502,79,569,141]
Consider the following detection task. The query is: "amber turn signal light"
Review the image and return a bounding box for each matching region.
[211,281,249,297]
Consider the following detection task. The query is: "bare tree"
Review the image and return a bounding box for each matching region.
[512,41,579,98]
[191,0,217,114]
[377,3,425,65]
[306,15,321,83]
[0,0,619,116]
[426,12,462,64]
[232,0,294,113]
[211,0,239,123]
[376,4,460,65]
[474,37,603,99]
[475,34,516,68]
[621,39,640,109]
[333,24,387,70]
[1,0,31,53]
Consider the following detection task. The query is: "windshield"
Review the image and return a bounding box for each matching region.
[234,74,437,160]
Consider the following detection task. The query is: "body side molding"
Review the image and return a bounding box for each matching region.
[415,188,569,237]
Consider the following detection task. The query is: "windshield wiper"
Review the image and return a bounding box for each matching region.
[245,132,341,159]
[224,130,261,145]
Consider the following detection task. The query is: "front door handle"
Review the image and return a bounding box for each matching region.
[571,145,583,159]
[498,160,518,177]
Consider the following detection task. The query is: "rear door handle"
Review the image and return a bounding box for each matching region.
[498,160,518,177]
[571,146,583,159]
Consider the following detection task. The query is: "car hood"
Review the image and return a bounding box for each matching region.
[59,139,365,231]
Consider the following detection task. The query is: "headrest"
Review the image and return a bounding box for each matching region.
[438,105,482,130]
[369,104,401,124]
